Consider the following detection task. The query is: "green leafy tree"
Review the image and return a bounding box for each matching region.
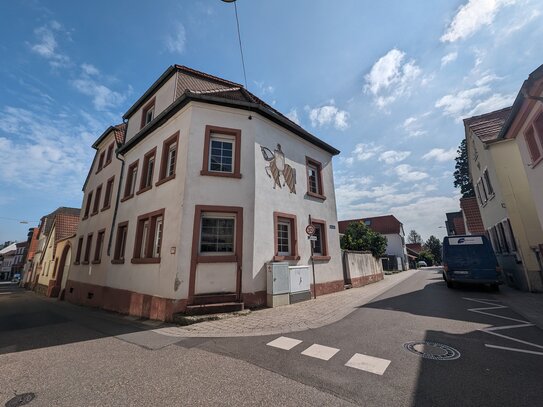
[417,250,434,266]
[407,229,422,244]
[453,139,475,198]
[424,235,443,265]
[340,222,387,258]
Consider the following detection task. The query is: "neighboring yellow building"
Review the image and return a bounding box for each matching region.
[465,108,543,292]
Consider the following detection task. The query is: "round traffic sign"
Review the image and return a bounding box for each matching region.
[305,224,316,235]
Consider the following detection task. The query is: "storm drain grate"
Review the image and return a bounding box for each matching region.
[403,341,461,360]
[5,393,35,407]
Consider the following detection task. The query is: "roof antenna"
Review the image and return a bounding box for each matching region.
[222,0,248,90]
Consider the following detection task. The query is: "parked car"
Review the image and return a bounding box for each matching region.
[417,261,428,267]
[442,235,502,290]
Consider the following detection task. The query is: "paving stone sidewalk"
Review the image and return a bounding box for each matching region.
[153,269,419,338]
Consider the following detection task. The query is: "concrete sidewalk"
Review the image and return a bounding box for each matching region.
[153,269,419,338]
[494,285,543,330]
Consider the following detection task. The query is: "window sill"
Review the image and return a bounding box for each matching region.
[82,215,89,221]
[101,205,111,212]
[121,194,134,203]
[91,260,101,265]
[136,185,152,195]
[73,261,80,265]
[197,254,237,263]
[82,261,89,265]
[273,255,300,261]
[156,174,176,186]
[306,191,326,201]
[111,259,125,264]
[312,255,331,261]
[200,170,242,179]
[131,258,160,264]
[90,211,99,217]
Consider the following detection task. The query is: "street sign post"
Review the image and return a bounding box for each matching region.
[307,215,317,299]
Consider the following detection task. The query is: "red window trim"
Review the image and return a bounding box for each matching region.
[91,184,103,216]
[83,233,93,264]
[157,131,180,186]
[112,221,129,264]
[122,159,139,202]
[102,176,115,211]
[92,228,106,264]
[273,211,300,261]
[137,147,157,195]
[83,190,93,220]
[311,218,330,261]
[105,142,114,167]
[140,97,156,130]
[200,125,242,179]
[74,236,83,265]
[96,151,106,174]
[305,156,326,200]
[131,208,165,264]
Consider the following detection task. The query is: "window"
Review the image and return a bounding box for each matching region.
[201,125,241,178]
[74,237,83,264]
[200,216,235,254]
[132,209,165,263]
[93,229,105,264]
[311,219,329,260]
[158,131,179,184]
[83,191,93,219]
[306,157,325,199]
[123,160,139,200]
[273,212,299,261]
[525,125,542,164]
[505,219,518,252]
[113,222,128,263]
[97,151,105,173]
[497,223,510,253]
[83,233,93,264]
[140,98,156,129]
[139,148,156,193]
[483,169,494,197]
[92,184,102,215]
[106,143,114,165]
[102,176,114,210]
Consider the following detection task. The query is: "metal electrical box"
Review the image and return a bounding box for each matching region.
[267,262,290,307]
[288,265,312,303]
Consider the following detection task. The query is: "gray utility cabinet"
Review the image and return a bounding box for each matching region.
[267,262,312,307]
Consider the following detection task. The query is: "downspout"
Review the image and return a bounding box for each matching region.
[107,121,127,256]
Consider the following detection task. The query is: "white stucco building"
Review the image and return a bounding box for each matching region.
[66,65,343,321]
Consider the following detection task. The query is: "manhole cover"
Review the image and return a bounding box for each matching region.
[5,393,35,407]
[403,341,460,360]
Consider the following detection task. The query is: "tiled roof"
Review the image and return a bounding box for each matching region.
[460,197,485,234]
[43,207,81,237]
[113,123,126,145]
[464,107,512,143]
[339,215,402,235]
[406,243,423,254]
[446,211,466,235]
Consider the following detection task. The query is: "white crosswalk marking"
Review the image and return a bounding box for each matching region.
[266,336,302,350]
[345,353,391,375]
[301,344,340,361]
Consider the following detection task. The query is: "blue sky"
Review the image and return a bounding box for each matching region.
[1,0,542,243]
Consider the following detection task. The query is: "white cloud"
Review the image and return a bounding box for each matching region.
[286,108,300,125]
[28,22,70,68]
[501,8,541,36]
[307,103,349,130]
[165,23,186,54]
[254,81,275,96]
[422,148,458,162]
[402,116,428,138]
[81,63,100,76]
[435,86,490,117]
[352,143,383,161]
[466,93,515,116]
[379,150,411,164]
[441,51,458,66]
[441,0,517,42]
[475,73,502,86]
[395,164,429,181]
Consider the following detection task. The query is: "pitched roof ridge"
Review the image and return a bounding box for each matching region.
[175,65,243,88]
[463,106,512,125]
[187,86,241,94]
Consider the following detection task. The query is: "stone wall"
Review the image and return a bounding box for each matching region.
[343,251,384,288]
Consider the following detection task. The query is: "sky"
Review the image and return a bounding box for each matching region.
[0,0,542,243]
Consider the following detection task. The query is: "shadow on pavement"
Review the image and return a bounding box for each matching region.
[0,285,165,355]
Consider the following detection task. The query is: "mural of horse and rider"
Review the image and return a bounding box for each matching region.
[260,144,296,194]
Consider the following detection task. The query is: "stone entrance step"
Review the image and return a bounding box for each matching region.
[185,302,244,316]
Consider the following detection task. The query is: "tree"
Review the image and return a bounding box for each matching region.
[407,230,422,244]
[453,139,475,198]
[340,222,387,258]
[417,250,434,266]
[424,235,442,265]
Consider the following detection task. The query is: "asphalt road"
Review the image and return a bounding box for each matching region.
[2,270,542,406]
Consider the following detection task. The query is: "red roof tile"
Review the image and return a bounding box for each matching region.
[113,123,126,146]
[406,243,423,254]
[460,197,485,234]
[339,215,402,235]
[464,107,512,144]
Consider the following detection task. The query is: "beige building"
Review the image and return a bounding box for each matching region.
[465,107,543,291]
[66,65,343,321]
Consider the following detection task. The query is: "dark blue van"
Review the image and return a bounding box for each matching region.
[442,235,502,290]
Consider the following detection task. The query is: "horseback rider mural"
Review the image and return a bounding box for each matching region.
[260,144,296,194]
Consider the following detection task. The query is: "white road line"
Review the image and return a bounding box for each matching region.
[301,344,340,361]
[464,297,543,353]
[485,344,543,356]
[345,353,391,375]
[266,336,302,350]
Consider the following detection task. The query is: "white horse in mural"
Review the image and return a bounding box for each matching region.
[260,144,296,194]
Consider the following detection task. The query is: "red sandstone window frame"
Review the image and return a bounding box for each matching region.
[74,236,83,265]
[96,151,105,173]
[137,147,157,195]
[83,191,93,220]
[112,221,129,264]
[526,111,543,168]
[140,97,156,129]
[92,229,106,264]
[273,212,300,261]
[311,218,330,261]
[200,125,242,179]
[122,159,139,201]
[157,131,180,186]
[102,176,115,211]
[132,208,165,264]
[305,156,326,200]
[92,184,102,216]
[83,233,93,264]
[105,142,114,166]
